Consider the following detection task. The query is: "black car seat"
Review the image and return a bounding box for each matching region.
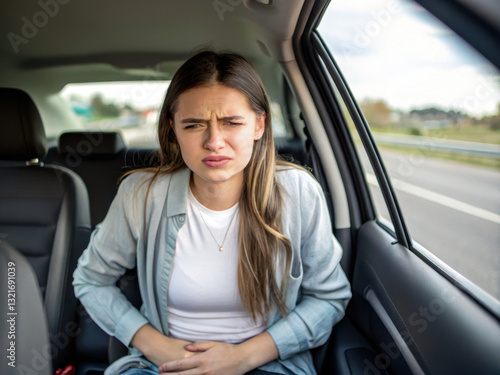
[0,241,53,375]
[44,131,155,228]
[0,88,92,370]
[43,131,153,374]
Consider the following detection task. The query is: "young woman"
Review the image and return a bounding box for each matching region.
[73,51,351,375]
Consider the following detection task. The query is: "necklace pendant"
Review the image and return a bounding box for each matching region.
[219,246,223,252]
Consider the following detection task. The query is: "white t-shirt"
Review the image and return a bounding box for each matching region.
[167,188,266,343]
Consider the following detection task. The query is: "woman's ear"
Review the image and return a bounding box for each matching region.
[254,114,266,140]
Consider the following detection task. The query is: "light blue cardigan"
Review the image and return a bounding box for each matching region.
[73,167,351,375]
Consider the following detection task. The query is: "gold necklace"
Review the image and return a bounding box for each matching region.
[195,205,238,252]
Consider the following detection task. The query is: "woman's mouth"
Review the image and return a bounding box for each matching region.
[202,156,231,167]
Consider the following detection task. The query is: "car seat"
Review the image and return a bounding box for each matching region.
[0,88,92,370]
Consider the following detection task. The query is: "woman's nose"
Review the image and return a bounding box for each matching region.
[204,125,225,151]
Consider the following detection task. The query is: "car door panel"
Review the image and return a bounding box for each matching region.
[324,220,500,375]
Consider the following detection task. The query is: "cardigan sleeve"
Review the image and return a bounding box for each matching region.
[267,168,352,360]
[73,173,150,346]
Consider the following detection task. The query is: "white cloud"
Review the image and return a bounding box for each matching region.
[351,65,499,115]
[319,0,500,116]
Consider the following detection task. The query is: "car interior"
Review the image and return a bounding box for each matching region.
[1,0,499,375]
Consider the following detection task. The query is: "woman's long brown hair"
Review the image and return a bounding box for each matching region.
[131,51,293,320]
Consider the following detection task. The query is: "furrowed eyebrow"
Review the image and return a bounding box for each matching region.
[180,115,245,124]
[180,118,208,124]
[221,116,245,121]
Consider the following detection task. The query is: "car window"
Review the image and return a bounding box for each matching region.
[60,81,169,148]
[318,0,500,300]
[59,81,289,148]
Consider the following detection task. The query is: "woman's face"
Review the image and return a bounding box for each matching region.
[171,84,265,190]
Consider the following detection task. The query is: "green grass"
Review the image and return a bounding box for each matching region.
[376,144,500,170]
[425,126,500,145]
[368,125,500,145]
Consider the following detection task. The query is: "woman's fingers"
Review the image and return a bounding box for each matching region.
[158,356,198,374]
[184,341,214,352]
[159,342,215,373]
[159,341,244,374]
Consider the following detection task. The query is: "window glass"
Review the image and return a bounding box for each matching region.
[270,100,288,138]
[60,81,169,148]
[319,0,500,300]
[321,64,395,229]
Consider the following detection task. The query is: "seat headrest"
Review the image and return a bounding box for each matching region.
[58,131,126,156]
[0,88,47,161]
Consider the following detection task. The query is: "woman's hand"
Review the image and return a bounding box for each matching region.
[130,324,196,366]
[146,336,196,367]
[158,331,279,374]
[158,341,247,375]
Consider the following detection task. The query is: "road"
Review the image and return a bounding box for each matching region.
[359,147,500,300]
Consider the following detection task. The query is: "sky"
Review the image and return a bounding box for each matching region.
[318,0,500,117]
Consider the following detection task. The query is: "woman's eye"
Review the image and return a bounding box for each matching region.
[226,122,243,126]
[184,124,201,129]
